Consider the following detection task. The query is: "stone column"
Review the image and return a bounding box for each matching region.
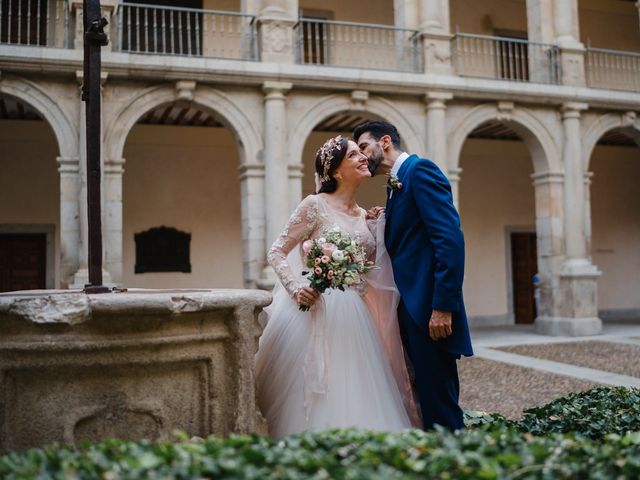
[57,156,81,288]
[239,163,266,289]
[553,0,586,86]
[257,81,292,287]
[531,171,565,323]
[103,158,124,285]
[526,0,555,44]
[258,0,298,64]
[70,72,112,289]
[584,171,594,257]
[448,167,462,210]
[425,91,452,173]
[536,103,602,336]
[418,0,452,75]
[394,0,419,31]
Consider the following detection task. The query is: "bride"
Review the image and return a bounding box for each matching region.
[255,135,419,438]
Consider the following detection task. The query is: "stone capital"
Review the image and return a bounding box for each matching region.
[75,70,108,87]
[561,102,588,119]
[531,171,565,186]
[104,157,126,175]
[57,156,81,174]
[425,91,453,109]
[262,81,292,98]
[584,171,594,186]
[238,163,266,180]
[447,167,462,182]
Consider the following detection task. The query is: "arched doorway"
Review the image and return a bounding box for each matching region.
[459,120,537,325]
[588,127,640,321]
[0,93,59,291]
[121,101,244,289]
[450,104,561,327]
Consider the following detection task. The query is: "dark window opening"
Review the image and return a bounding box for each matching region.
[135,226,191,274]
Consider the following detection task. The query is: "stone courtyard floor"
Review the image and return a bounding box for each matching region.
[458,321,640,418]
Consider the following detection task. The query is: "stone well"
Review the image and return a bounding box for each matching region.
[0,288,271,453]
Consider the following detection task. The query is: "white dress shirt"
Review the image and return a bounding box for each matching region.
[389,152,410,198]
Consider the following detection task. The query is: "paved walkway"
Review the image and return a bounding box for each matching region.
[459,321,640,417]
[471,321,640,387]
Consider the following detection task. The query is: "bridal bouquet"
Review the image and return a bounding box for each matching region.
[299,226,375,311]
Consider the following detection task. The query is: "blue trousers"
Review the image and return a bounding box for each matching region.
[398,300,464,430]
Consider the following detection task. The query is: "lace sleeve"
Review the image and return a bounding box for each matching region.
[267,195,320,297]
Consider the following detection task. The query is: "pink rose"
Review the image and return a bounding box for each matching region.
[397,182,403,190]
[327,270,334,280]
[321,243,336,256]
[302,240,313,254]
[314,266,323,275]
[321,255,330,264]
[314,257,322,266]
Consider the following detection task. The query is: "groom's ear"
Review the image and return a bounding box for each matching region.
[380,134,393,151]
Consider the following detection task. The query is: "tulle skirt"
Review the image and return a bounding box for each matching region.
[255,287,412,438]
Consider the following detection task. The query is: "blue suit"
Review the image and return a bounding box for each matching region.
[385,154,473,430]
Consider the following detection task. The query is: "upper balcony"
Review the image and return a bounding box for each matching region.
[0,0,638,95]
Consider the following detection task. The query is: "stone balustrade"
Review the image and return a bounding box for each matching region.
[0,288,271,453]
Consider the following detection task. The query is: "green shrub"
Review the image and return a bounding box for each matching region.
[1,387,640,479]
[517,386,640,439]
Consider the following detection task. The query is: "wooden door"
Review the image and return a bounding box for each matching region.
[510,232,537,324]
[0,234,46,292]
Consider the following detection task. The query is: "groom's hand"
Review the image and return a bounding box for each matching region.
[429,310,452,340]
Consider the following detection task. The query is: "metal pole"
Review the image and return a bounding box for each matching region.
[82,0,110,293]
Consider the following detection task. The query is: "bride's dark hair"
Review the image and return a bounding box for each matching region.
[315,135,350,194]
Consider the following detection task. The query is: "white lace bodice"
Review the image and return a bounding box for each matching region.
[267,194,376,297]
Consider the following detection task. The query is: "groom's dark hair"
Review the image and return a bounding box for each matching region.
[353,120,402,150]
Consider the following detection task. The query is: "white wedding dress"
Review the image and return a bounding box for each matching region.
[255,194,419,438]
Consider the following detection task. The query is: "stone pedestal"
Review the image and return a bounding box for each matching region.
[0,288,271,453]
[70,0,118,52]
[258,0,298,64]
[553,0,586,86]
[418,0,452,75]
[536,260,602,336]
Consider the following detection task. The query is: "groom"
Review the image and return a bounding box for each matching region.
[353,120,473,431]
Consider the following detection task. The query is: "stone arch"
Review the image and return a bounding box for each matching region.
[583,112,640,170]
[104,84,262,165]
[0,76,78,158]
[448,103,561,174]
[288,93,424,165]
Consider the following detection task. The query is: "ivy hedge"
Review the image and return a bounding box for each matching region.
[1,386,639,480]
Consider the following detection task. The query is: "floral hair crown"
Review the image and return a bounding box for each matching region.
[317,135,345,182]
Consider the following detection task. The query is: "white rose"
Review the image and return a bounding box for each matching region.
[330,226,340,233]
[332,250,345,261]
[318,237,326,244]
[344,276,354,285]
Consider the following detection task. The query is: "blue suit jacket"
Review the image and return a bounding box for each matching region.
[385,155,473,357]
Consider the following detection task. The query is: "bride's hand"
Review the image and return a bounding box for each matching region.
[295,287,320,308]
[365,206,385,220]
